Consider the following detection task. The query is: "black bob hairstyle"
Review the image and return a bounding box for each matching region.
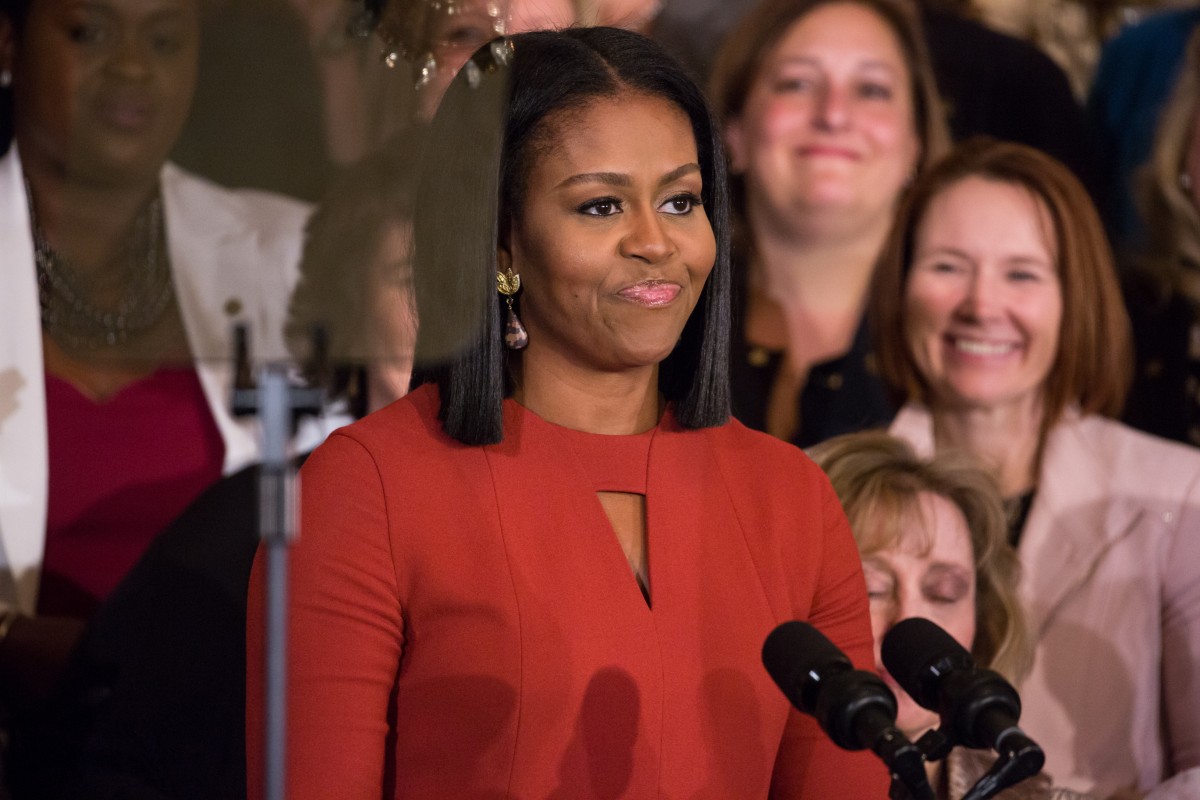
[413,26,732,446]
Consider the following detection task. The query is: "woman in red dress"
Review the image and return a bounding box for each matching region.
[247,27,887,800]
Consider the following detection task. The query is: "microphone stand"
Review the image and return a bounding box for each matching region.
[902,717,1043,800]
[232,325,324,800]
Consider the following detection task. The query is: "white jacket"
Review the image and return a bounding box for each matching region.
[0,147,310,614]
[892,405,1200,799]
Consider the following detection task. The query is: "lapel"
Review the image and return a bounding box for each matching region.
[161,164,267,473]
[0,147,48,613]
[1017,414,1143,637]
[890,406,1142,638]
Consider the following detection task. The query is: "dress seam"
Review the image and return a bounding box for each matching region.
[484,445,526,798]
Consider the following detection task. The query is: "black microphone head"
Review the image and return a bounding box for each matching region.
[762,621,852,717]
[881,617,974,711]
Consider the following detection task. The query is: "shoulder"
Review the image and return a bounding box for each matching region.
[702,415,826,487]
[1052,413,1200,493]
[161,162,311,239]
[315,385,466,470]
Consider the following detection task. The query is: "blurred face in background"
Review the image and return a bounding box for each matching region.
[904,176,1062,418]
[724,1,920,238]
[592,0,660,32]
[862,491,977,739]
[6,0,199,184]
[413,0,575,119]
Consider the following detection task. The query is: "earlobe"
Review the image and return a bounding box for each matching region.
[0,15,14,88]
[496,246,512,275]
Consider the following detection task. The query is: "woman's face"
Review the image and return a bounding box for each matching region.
[904,176,1062,416]
[415,0,576,120]
[724,1,920,236]
[501,93,716,377]
[5,0,199,184]
[864,491,977,739]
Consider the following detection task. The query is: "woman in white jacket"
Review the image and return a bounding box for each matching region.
[0,0,308,707]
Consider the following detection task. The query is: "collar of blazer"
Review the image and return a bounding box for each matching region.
[0,147,49,613]
[889,404,1146,638]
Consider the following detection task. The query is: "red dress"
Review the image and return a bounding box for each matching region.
[246,385,888,799]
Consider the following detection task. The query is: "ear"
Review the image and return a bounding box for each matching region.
[496,243,512,275]
[723,116,748,175]
[0,14,15,82]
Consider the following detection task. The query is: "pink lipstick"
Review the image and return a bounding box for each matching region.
[618,281,681,307]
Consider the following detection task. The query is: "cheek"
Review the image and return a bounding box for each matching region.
[945,602,977,655]
[904,282,950,339]
[758,101,810,147]
[739,93,807,156]
[868,602,890,653]
[690,225,717,285]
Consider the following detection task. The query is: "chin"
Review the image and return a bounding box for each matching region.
[895,698,939,742]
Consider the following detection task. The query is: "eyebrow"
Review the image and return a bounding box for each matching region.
[73,0,189,21]
[919,246,1052,267]
[555,163,701,190]
[774,56,901,75]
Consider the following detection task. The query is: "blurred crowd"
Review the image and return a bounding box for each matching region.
[1,0,1200,798]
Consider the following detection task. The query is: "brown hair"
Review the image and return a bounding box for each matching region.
[809,430,1032,682]
[1135,26,1200,301]
[708,0,950,175]
[870,137,1133,431]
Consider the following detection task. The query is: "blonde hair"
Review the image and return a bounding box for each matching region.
[1136,26,1200,301]
[809,431,1033,683]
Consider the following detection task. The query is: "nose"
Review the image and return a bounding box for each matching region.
[814,83,850,132]
[619,206,674,265]
[954,268,1001,323]
[107,33,153,80]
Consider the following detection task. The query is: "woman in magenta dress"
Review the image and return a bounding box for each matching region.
[247,27,886,799]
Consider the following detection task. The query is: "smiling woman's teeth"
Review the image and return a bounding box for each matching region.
[953,338,1016,356]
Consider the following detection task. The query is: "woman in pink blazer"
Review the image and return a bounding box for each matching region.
[869,137,1200,799]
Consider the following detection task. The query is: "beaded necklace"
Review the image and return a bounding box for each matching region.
[25,180,174,352]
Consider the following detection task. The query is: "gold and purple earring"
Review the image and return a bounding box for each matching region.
[497,268,528,350]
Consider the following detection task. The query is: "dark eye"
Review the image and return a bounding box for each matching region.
[774,76,816,93]
[858,82,893,100]
[440,23,490,49]
[660,193,702,215]
[69,22,108,45]
[929,261,962,275]
[1007,268,1040,283]
[578,198,622,217]
[150,32,184,55]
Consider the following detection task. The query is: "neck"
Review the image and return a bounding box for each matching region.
[931,398,1045,498]
[19,144,161,275]
[750,209,888,316]
[513,355,661,435]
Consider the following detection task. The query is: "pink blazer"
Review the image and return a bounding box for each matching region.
[891,406,1200,799]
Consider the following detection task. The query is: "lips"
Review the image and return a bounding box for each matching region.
[798,144,860,160]
[618,280,681,307]
[96,96,157,131]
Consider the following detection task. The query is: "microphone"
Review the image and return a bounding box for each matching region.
[881,617,1044,782]
[763,621,933,800]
